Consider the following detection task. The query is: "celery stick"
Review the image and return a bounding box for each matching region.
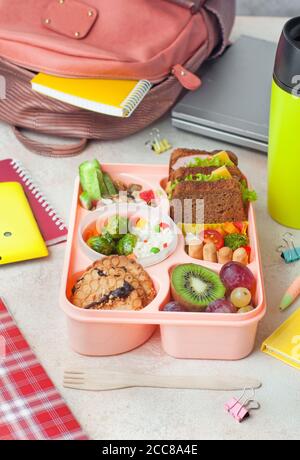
[79,161,101,200]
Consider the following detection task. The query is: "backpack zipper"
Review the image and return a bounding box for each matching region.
[172,64,202,90]
[166,0,205,14]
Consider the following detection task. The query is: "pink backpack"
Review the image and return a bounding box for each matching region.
[0,0,236,157]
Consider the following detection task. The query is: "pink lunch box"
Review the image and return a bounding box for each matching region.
[60,163,266,360]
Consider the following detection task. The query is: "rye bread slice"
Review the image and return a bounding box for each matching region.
[169,165,245,183]
[170,179,247,224]
[169,149,238,175]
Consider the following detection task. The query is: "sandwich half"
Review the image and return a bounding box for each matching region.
[169,149,238,176]
[168,149,256,225]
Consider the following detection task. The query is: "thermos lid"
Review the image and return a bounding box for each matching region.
[274,17,300,94]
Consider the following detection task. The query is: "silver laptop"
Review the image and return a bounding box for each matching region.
[172,35,277,153]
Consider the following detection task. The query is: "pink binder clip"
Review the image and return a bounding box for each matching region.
[225,388,260,423]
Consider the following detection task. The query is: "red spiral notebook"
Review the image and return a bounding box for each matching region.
[0,299,88,440]
[0,158,67,246]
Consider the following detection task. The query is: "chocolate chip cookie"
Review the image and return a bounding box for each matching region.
[71,255,156,311]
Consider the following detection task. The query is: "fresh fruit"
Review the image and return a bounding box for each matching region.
[79,191,93,210]
[238,306,254,314]
[200,229,224,250]
[117,234,137,256]
[163,301,187,312]
[103,173,118,196]
[206,299,237,314]
[103,215,129,239]
[220,262,256,296]
[171,264,226,311]
[140,190,155,204]
[224,233,249,251]
[230,288,252,308]
[79,161,102,201]
[210,165,232,180]
[87,235,115,256]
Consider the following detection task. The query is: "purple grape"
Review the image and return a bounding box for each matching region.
[163,301,187,312]
[220,262,256,296]
[206,299,237,314]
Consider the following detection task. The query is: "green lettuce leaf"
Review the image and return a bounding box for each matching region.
[187,156,234,168]
[240,180,257,203]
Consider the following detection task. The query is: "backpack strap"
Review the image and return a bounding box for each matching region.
[204,0,236,57]
[13,127,88,158]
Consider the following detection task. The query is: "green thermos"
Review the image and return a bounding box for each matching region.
[268,17,300,229]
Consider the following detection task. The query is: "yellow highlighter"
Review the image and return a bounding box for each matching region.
[0,182,48,265]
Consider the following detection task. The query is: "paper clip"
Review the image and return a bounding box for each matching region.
[225,388,260,423]
[145,128,172,154]
[277,232,300,264]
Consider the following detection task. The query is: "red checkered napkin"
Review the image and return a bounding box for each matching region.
[0,299,88,440]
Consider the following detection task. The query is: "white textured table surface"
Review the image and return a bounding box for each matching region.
[0,17,299,441]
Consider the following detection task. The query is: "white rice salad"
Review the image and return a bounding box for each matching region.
[131,218,174,259]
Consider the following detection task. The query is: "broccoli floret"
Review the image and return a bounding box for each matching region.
[87,236,115,255]
[224,233,249,251]
[117,234,137,256]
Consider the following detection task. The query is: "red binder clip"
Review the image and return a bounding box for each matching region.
[225,388,260,423]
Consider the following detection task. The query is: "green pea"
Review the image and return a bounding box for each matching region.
[151,247,160,254]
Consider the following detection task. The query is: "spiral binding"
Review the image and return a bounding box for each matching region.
[121,80,152,117]
[10,159,67,231]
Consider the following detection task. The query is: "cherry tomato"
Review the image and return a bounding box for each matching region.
[234,222,244,233]
[243,246,252,257]
[200,230,224,250]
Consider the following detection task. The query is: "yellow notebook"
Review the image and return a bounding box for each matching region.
[262,309,300,370]
[31,73,152,118]
[0,182,48,265]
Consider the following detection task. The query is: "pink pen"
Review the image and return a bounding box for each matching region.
[279,276,300,311]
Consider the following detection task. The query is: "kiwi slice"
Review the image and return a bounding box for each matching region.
[171,264,225,311]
